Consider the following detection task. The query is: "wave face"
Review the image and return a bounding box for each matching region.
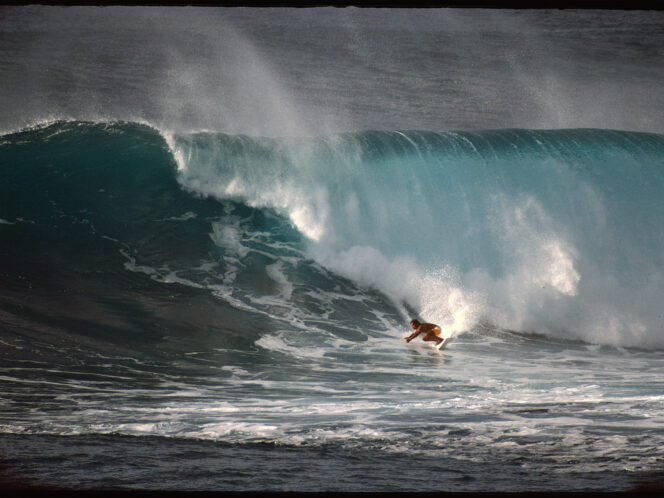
[0,121,397,354]
[3,121,664,351]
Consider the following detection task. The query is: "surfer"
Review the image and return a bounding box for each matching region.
[404,319,444,346]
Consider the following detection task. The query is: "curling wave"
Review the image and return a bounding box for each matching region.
[2,121,664,349]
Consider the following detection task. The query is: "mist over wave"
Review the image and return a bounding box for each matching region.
[3,8,664,137]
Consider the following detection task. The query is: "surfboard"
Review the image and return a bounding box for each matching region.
[435,338,448,350]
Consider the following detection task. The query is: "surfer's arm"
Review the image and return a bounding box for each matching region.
[404,327,422,342]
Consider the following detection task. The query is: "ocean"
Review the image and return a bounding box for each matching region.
[1,6,664,493]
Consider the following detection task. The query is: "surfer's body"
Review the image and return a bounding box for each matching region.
[404,319,444,345]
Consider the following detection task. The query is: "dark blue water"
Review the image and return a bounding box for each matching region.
[2,7,664,493]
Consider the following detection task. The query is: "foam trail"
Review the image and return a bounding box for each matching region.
[266,262,293,300]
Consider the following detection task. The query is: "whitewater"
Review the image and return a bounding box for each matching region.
[2,6,664,493]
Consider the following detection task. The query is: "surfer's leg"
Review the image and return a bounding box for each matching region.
[422,331,440,343]
[421,328,443,344]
